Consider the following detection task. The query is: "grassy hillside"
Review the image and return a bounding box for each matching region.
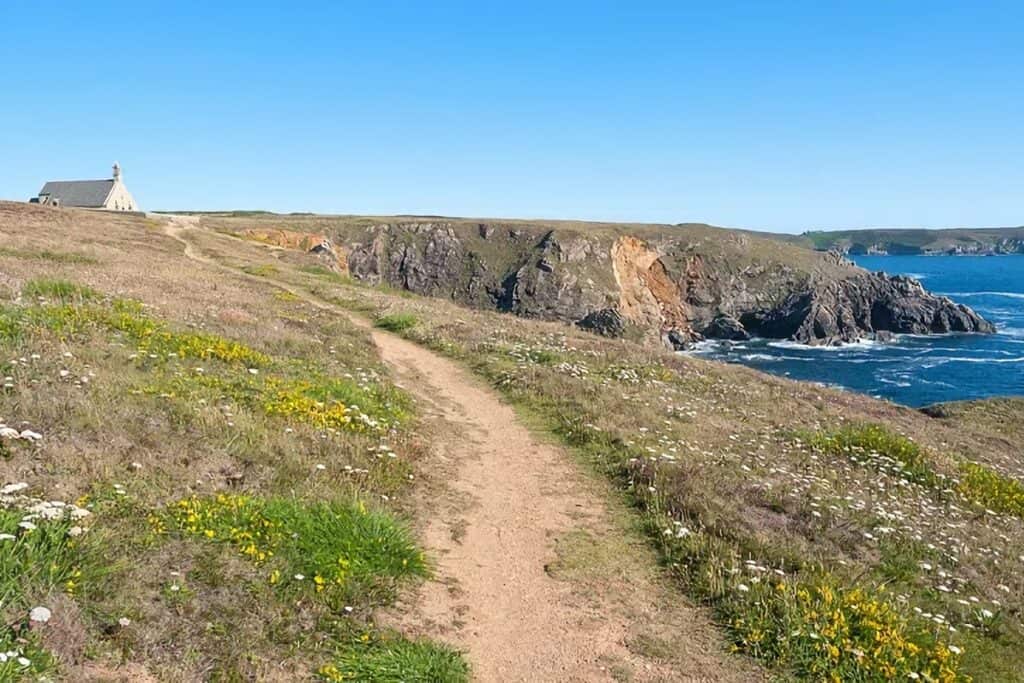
[798,227,1024,255]
[0,203,466,680]
[2,201,1023,680]
[188,212,1024,681]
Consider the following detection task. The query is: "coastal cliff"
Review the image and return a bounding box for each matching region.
[219,217,995,348]
[799,227,1024,255]
[329,221,994,347]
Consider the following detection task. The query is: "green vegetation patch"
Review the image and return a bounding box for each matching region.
[374,313,419,333]
[0,247,98,265]
[300,265,351,284]
[319,634,469,682]
[163,494,426,607]
[801,423,941,487]
[723,573,962,681]
[806,423,1024,518]
[21,278,98,303]
[7,280,270,367]
[0,489,101,677]
[242,263,280,277]
[957,462,1024,517]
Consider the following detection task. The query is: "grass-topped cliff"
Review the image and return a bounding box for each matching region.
[1,201,1022,681]
[201,211,994,348]
[797,227,1024,255]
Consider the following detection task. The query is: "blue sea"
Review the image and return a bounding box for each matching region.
[691,255,1024,407]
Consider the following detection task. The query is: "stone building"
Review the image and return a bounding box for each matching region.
[31,163,138,211]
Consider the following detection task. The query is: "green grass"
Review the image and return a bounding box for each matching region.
[0,247,98,264]
[165,495,427,608]
[0,498,102,678]
[320,635,469,683]
[300,265,352,283]
[801,424,941,487]
[21,278,98,303]
[374,313,419,333]
[242,263,280,277]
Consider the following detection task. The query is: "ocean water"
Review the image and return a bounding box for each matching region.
[690,255,1024,407]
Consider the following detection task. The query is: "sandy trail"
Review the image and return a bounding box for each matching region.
[159,216,754,682]
[372,331,655,681]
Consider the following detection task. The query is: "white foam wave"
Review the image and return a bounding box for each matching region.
[942,291,1024,300]
[740,353,779,362]
[767,338,880,352]
[921,355,1024,368]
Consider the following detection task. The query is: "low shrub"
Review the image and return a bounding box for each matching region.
[957,462,1024,517]
[374,313,418,333]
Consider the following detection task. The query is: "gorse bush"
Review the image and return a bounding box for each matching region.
[957,462,1024,517]
[8,282,270,367]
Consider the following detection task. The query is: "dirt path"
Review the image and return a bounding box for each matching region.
[158,216,757,682]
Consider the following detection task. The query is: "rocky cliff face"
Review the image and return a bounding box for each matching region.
[251,219,995,348]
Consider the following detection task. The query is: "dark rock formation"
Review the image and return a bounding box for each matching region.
[738,272,994,345]
[699,314,751,341]
[333,220,994,349]
[577,308,626,337]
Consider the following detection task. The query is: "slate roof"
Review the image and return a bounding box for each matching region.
[37,179,114,208]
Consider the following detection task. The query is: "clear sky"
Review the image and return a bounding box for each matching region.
[1,1,1020,232]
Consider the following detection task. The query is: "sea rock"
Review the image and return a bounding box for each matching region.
[700,314,750,341]
[741,272,995,344]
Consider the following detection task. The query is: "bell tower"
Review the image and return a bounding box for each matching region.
[112,161,122,182]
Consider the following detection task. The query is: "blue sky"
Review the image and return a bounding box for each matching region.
[1,1,1020,232]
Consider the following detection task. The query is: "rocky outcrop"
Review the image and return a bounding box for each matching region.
[344,223,613,320]
[241,228,347,273]
[248,219,996,349]
[699,314,751,341]
[610,236,691,342]
[739,272,995,345]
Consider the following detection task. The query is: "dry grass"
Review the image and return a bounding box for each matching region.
[186,218,1024,680]
[5,201,1023,681]
[0,202,466,680]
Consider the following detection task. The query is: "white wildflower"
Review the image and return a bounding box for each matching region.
[29,606,51,623]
